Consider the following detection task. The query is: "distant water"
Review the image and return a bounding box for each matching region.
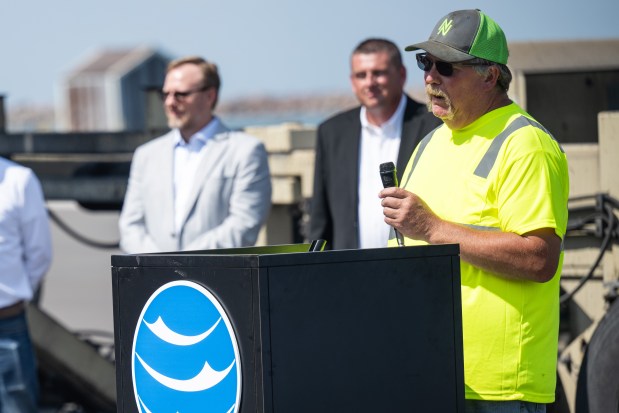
[220,110,336,130]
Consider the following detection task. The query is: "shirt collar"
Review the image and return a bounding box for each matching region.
[360,94,407,137]
[173,116,221,147]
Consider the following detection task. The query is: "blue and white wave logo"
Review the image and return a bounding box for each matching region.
[132,280,242,413]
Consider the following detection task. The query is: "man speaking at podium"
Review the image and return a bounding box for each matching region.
[380,10,569,413]
[119,56,271,253]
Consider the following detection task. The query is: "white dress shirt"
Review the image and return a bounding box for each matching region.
[357,94,406,249]
[0,157,52,307]
[173,118,220,233]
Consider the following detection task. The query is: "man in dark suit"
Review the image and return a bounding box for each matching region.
[309,38,442,250]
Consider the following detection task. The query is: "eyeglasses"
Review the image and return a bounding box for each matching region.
[416,53,493,77]
[159,86,209,101]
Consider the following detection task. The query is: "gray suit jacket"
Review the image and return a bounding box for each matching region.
[119,121,272,253]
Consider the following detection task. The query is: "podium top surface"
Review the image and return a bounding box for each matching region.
[111,243,459,269]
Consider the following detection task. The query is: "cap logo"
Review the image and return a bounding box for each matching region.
[437,18,453,36]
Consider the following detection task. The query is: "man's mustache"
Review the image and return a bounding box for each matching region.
[426,85,448,99]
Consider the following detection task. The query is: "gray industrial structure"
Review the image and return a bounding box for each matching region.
[58,47,169,132]
[508,39,619,143]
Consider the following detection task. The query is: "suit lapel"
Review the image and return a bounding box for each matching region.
[349,111,362,211]
[342,109,362,247]
[159,133,176,236]
[346,112,361,191]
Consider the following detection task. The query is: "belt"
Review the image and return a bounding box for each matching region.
[0,301,25,319]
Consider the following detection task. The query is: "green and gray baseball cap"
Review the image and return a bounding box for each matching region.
[405,9,509,64]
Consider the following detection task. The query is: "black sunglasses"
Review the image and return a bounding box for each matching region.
[416,53,492,77]
[159,86,209,101]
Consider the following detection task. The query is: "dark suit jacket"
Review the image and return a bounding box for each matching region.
[308,95,442,250]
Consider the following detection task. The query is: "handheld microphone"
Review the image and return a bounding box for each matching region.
[379,162,405,247]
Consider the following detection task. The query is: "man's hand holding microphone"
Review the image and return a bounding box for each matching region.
[379,162,441,246]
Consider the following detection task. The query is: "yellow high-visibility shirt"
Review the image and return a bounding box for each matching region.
[389,103,569,403]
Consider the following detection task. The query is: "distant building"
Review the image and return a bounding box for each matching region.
[58,47,169,132]
[507,39,619,143]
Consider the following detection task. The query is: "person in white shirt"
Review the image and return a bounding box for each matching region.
[309,38,441,249]
[0,156,52,408]
[119,56,272,253]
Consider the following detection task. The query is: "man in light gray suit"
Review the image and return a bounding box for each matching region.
[119,56,272,253]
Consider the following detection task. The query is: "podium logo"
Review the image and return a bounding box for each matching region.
[132,280,242,413]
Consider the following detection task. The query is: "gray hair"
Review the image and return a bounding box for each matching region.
[469,58,512,92]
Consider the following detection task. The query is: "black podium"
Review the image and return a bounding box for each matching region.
[112,244,464,413]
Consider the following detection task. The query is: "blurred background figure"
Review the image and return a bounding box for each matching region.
[309,38,441,250]
[119,56,272,253]
[0,155,52,410]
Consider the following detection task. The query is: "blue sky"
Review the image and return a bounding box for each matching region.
[2,0,618,109]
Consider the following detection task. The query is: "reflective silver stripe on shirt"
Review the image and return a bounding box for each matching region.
[473,116,564,179]
[463,224,501,231]
[401,127,438,188]
[464,224,564,250]
[394,117,564,249]
[389,224,501,238]
[388,222,563,250]
[404,116,563,184]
